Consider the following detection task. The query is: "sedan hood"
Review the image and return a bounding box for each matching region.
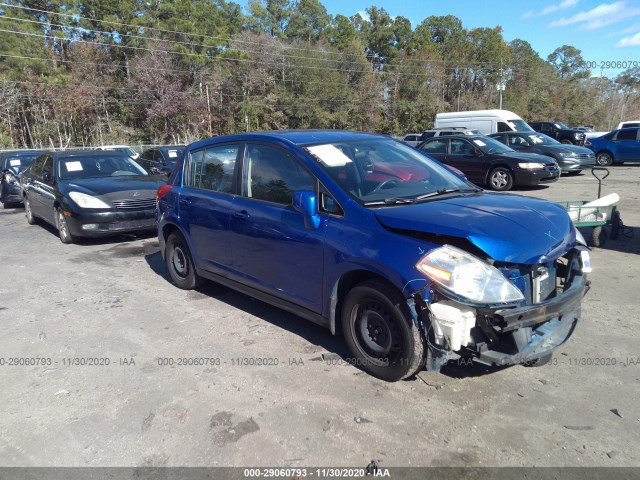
[540,144,593,155]
[374,193,575,264]
[496,151,556,164]
[62,176,166,198]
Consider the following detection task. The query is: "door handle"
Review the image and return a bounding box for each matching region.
[179,197,192,207]
[233,210,251,220]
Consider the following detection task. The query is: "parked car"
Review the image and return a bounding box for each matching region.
[1,149,45,207]
[95,145,139,159]
[418,127,483,142]
[528,122,586,145]
[138,146,185,175]
[20,150,166,243]
[156,130,590,381]
[585,127,640,166]
[488,132,595,174]
[417,135,560,191]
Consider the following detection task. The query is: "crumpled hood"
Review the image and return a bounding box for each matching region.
[374,193,575,264]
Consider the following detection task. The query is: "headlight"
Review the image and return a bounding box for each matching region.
[558,152,576,158]
[416,245,524,304]
[68,191,110,209]
[3,172,18,185]
[574,132,581,139]
[518,162,545,169]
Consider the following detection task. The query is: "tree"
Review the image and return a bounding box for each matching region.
[547,45,589,80]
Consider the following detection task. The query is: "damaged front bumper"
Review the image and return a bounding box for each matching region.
[416,267,590,371]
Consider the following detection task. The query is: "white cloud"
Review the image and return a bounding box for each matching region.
[549,1,640,30]
[616,31,640,47]
[523,0,579,19]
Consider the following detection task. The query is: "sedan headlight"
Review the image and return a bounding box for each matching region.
[416,245,524,304]
[518,162,545,169]
[68,191,110,209]
[558,152,576,158]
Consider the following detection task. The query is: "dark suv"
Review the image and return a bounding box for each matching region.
[529,122,586,145]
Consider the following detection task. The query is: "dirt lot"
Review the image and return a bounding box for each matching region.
[0,166,639,469]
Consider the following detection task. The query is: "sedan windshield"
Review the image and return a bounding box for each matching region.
[475,136,515,154]
[509,119,534,132]
[304,139,474,204]
[2,154,39,174]
[526,133,560,145]
[58,155,148,180]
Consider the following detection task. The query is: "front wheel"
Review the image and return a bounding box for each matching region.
[488,167,514,191]
[56,207,74,244]
[165,231,203,289]
[596,152,613,166]
[25,195,36,224]
[341,280,424,381]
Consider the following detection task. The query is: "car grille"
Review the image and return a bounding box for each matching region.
[112,198,156,210]
[575,153,595,160]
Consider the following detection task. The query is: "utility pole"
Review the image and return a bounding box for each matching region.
[497,64,506,110]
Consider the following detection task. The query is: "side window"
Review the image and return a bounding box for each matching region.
[497,121,511,132]
[492,134,505,144]
[450,139,474,155]
[30,155,47,176]
[420,139,447,154]
[185,145,238,193]
[320,187,343,216]
[615,129,637,141]
[245,144,314,205]
[508,135,525,146]
[41,157,54,183]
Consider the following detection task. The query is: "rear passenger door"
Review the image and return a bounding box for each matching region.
[178,143,240,275]
[445,138,485,183]
[229,143,325,313]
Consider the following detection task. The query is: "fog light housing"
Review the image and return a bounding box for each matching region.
[81,224,99,230]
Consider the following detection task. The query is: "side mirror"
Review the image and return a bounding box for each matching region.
[473,149,482,156]
[42,170,52,182]
[293,190,321,229]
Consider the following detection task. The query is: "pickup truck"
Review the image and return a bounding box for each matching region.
[529,122,586,145]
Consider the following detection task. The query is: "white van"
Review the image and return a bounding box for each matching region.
[434,109,534,135]
[617,120,640,130]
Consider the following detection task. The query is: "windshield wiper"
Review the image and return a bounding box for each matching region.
[415,187,481,200]
[363,197,416,206]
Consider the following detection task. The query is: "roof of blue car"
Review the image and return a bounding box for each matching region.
[189,130,388,150]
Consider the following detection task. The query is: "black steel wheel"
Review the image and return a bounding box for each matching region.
[341,280,424,381]
[166,231,203,289]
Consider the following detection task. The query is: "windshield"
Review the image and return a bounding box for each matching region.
[58,154,148,180]
[475,136,514,154]
[304,139,473,205]
[526,133,560,145]
[508,119,534,132]
[2,154,40,174]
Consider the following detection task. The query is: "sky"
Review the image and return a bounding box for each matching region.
[282,0,640,78]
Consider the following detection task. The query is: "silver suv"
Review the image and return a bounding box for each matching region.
[418,127,483,142]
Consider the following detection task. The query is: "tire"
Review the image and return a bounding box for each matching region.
[488,167,514,191]
[523,353,553,367]
[341,280,425,382]
[24,195,36,225]
[596,151,613,166]
[589,226,607,247]
[56,207,74,244]
[165,231,203,289]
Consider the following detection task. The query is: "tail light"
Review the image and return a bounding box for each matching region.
[584,140,591,146]
[156,184,173,202]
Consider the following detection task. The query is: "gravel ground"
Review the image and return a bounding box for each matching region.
[0,166,638,469]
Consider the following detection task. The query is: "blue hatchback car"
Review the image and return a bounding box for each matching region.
[157,131,591,381]
[586,127,640,166]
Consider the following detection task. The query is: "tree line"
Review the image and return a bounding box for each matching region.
[0,0,639,149]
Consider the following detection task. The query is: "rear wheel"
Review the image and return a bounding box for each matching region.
[166,231,203,289]
[25,195,36,225]
[341,280,424,381]
[596,151,613,166]
[488,167,514,191]
[56,207,74,244]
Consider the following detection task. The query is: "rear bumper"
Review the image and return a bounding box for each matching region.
[65,208,156,237]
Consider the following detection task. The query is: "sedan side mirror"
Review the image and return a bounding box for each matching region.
[293,190,321,229]
[42,170,52,182]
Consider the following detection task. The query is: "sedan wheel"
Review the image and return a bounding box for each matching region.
[56,207,74,244]
[596,152,613,166]
[341,280,424,381]
[488,167,514,191]
[25,196,36,225]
